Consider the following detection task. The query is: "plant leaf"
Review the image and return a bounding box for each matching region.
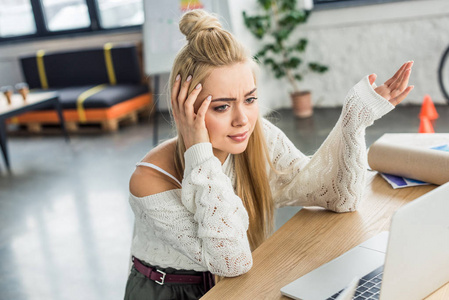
[284,57,302,69]
[253,55,262,64]
[264,58,276,66]
[274,27,293,42]
[279,10,307,27]
[309,62,329,73]
[257,0,273,11]
[280,0,296,12]
[294,74,303,81]
[242,12,271,39]
[292,38,308,52]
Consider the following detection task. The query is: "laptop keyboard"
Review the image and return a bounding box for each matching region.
[326,265,384,300]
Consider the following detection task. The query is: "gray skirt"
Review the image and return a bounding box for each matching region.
[124,259,215,300]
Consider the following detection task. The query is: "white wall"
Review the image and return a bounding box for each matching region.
[231,0,449,114]
[301,0,449,107]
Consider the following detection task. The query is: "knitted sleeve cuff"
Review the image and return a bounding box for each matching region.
[183,143,215,176]
[354,75,395,120]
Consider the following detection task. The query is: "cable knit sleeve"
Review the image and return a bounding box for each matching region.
[267,76,395,212]
[130,143,252,277]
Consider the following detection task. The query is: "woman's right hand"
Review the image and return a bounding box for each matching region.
[171,74,212,150]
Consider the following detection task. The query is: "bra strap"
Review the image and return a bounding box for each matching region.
[136,162,182,187]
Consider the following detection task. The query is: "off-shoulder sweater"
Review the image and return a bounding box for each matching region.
[128,76,395,277]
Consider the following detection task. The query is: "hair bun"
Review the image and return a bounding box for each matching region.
[179,9,222,42]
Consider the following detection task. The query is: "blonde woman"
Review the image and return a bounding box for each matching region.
[125,9,413,300]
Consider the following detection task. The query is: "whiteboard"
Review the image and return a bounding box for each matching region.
[142,0,232,76]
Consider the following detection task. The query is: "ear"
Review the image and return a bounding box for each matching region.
[368,73,377,85]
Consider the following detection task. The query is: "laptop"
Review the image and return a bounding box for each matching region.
[281,182,449,300]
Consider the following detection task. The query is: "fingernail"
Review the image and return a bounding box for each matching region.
[175,74,180,81]
[195,83,201,89]
[207,95,212,101]
[410,85,415,89]
[186,75,192,82]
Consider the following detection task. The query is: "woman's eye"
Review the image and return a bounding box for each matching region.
[214,104,229,112]
[246,97,258,104]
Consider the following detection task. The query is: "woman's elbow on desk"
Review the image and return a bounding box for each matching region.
[332,206,359,213]
[208,253,253,277]
[326,198,360,213]
[219,262,253,278]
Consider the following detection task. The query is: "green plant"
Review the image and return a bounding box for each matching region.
[243,0,328,93]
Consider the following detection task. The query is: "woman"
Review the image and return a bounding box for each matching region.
[125,9,413,300]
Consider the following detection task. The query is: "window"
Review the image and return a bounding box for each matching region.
[314,0,359,3]
[313,0,404,9]
[42,0,91,31]
[314,0,395,3]
[0,0,143,43]
[0,0,36,38]
[97,0,144,29]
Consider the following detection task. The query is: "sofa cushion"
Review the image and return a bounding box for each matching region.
[20,44,142,89]
[34,84,149,110]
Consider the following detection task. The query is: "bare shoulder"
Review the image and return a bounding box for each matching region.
[129,138,181,198]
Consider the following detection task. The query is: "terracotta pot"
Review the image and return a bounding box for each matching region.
[291,91,313,118]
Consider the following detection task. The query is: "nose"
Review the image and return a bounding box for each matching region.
[231,105,249,127]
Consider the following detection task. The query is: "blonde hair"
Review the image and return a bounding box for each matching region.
[169,9,274,250]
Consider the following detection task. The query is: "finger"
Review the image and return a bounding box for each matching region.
[389,65,412,94]
[177,75,193,112]
[369,73,377,85]
[396,68,412,92]
[391,61,414,89]
[390,85,414,106]
[184,83,203,118]
[171,74,181,111]
[196,95,212,122]
[384,61,410,87]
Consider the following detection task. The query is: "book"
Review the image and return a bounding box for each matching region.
[367,133,449,187]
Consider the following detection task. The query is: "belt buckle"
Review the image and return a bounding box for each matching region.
[155,269,166,285]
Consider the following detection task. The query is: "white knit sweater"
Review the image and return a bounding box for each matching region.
[128,76,395,277]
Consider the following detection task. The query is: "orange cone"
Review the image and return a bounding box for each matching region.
[419,95,439,121]
[419,116,435,133]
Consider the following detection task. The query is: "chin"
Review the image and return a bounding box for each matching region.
[227,142,250,155]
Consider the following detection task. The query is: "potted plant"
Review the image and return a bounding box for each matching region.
[243,0,329,118]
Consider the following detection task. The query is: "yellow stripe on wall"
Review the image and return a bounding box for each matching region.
[77,84,107,122]
[103,43,117,85]
[36,50,49,89]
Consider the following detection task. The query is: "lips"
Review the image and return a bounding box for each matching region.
[228,131,249,142]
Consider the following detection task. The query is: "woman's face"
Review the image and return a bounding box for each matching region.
[196,61,259,163]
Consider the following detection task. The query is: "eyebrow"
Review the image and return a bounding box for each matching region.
[211,87,257,102]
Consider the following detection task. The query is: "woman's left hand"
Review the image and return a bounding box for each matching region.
[368,61,414,106]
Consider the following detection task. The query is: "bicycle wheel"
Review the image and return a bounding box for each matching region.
[438,44,449,104]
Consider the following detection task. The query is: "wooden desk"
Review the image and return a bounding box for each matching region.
[202,172,449,299]
[0,92,69,171]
